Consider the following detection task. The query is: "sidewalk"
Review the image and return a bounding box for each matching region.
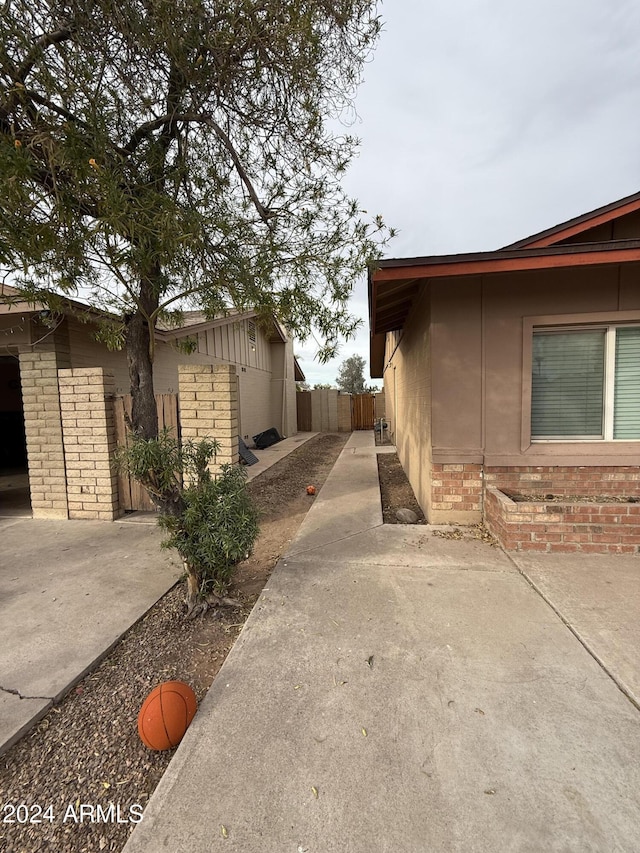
[245,432,317,481]
[123,432,640,853]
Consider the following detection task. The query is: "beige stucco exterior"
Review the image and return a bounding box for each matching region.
[382,262,640,524]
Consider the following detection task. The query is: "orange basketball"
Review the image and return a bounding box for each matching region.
[306,485,316,495]
[137,681,197,751]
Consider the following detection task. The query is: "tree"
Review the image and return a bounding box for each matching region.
[0,0,393,438]
[313,382,334,390]
[336,354,372,395]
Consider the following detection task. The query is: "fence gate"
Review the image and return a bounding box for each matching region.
[114,394,179,512]
[296,391,312,431]
[351,394,375,430]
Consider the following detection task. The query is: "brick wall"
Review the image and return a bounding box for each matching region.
[485,486,640,554]
[58,368,120,520]
[19,326,71,519]
[431,463,483,515]
[178,363,239,476]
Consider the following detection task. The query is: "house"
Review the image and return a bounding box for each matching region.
[369,192,640,553]
[0,285,304,519]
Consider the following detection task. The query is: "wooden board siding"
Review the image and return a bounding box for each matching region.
[189,318,272,372]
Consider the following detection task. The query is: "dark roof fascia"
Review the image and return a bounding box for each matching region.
[501,190,640,250]
[371,238,640,280]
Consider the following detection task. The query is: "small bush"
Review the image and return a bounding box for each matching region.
[115,432,259,612]
[159,462,259,594]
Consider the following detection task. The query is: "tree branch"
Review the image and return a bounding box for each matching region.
[206,118,272,225]
[15,25,73,84]
[123,113,201,155]
[124,110,271,225]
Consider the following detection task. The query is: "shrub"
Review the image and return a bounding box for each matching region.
[115,432,259,614]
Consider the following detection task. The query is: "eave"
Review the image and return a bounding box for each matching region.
[369,239,640,338]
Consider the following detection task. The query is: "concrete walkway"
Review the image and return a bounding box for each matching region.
[124,433,640,853]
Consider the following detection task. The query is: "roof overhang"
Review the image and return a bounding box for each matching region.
[369,238,640,377]
[370,332,386,379]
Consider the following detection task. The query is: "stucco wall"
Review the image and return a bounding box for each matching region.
[383,286,434,519]
[427,265,640,467]
[384,262,640,523]
[238,367,273,443]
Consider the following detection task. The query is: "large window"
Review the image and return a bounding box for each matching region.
[531,326,640,440]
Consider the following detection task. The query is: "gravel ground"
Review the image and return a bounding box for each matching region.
[376,451,498,545]
[0,433,348,853]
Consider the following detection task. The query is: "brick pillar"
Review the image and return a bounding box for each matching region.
[58,368,120,520]
[19,323,71,519]
[178,363,239,476]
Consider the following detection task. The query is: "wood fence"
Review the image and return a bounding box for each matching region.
[351,393,375,430]
[296,390,312,431]
[114,394,179,512]
[296,390,380,432]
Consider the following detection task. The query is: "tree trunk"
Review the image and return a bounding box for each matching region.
[125,309,158,438]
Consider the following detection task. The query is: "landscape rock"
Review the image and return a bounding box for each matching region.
[396,507,418,524]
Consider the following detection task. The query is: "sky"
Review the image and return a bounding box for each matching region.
[296,0,640,388]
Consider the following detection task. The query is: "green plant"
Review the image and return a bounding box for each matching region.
[115,432,259,614]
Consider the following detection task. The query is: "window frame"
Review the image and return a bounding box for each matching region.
[521,311,640,449]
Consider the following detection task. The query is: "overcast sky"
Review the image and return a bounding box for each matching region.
[297,0,640,387]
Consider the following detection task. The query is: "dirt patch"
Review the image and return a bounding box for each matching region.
[505,491,639,504]
[0,433,348,853]
[377,452,425,524]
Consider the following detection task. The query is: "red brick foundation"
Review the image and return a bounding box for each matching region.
[431,463,483,513]
[484,486,640,554]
